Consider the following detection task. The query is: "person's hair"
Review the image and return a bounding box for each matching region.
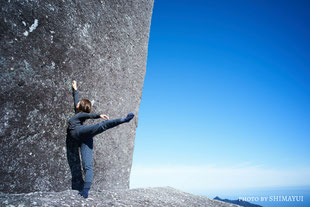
[77,99,92,113]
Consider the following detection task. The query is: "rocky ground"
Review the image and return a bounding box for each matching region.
[0,187,239,207]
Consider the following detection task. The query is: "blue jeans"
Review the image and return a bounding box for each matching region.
[66,118,123,190]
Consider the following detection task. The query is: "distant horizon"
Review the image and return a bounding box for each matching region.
[130,164,310,193]
[202,185,310,207]
[200,184,310,196]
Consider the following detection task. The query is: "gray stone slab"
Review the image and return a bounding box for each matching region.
[0,0,154,193]
[0,187,241,207]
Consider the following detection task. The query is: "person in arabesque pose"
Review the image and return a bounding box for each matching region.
[67,80,134,198]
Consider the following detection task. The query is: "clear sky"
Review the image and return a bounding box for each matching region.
[130,0,310,194]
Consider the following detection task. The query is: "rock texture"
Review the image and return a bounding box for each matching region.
[0,187,240,207]
[0,0,153,193]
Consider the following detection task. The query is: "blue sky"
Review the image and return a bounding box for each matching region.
[131,0,310,193]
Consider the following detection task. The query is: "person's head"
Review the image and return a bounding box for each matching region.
[76,99,92,113]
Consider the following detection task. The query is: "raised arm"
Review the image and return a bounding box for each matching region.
[78,112,101,119]
[72,80,79,112]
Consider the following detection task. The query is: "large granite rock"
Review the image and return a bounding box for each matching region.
[0,187,240,207]
[0,0,153,193]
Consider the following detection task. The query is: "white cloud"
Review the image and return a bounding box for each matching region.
[130,164,310,194]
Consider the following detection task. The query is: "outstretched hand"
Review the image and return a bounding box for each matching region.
[72,80,77,90]
[100,114,109,120]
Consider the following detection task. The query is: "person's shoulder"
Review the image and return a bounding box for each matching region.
[71,112,83,117]
[77,111,90,117]
[78,112,89,115]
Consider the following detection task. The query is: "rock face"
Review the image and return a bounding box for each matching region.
[0,0,153,193]
[0,187,240,207]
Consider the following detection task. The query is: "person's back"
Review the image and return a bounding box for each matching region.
[67,83,107,131]
[68,112,101,130]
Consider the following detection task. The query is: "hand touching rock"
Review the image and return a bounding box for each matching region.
[72,80,77,90]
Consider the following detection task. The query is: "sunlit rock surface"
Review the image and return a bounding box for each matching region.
[0,187,240,207]
[0,0,153,193]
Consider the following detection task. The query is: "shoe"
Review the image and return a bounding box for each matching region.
[78,188,90,198]
[121,113,135,123]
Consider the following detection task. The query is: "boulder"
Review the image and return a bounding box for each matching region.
[0,0,153,193]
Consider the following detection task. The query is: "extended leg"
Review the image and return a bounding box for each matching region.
[77,113,135,139]
[77,118,122,138]
[78,113,135,139]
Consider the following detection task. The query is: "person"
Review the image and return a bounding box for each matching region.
[67,80,134,198]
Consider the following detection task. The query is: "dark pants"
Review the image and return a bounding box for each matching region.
[66,118,123,190]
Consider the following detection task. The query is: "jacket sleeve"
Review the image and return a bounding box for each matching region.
[73,89,79,112]
[78,112,101,119]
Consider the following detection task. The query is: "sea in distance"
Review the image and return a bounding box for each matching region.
[201,185,310,207]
